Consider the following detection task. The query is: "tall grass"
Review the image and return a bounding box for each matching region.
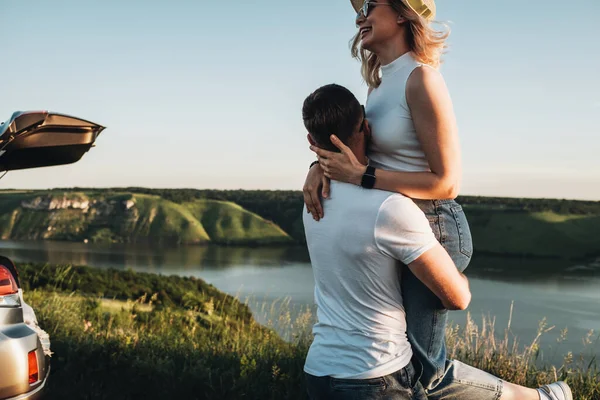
[21,265,600,400]
[445,303,600,399]
[29,290,309,400]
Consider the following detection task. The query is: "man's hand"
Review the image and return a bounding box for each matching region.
[303,163,330,221]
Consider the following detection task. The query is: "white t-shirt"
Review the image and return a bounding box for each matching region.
[303,181,437,379]
[366,51,432,172]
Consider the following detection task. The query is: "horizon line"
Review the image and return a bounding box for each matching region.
[1,187,598,203]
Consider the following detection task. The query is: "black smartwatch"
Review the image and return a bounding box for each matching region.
[360,165,376,189]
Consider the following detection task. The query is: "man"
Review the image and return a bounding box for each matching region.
[300,84,572,400]
[301,83,469,399]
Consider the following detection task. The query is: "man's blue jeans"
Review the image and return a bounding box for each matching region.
[305,361,427,400]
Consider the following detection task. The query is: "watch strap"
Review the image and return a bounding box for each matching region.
[361,165,376,189]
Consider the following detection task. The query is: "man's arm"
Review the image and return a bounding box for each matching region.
[406,244,471,310]
[374,195,471,311]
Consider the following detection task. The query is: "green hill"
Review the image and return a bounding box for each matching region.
[182,199,291,245]
[0,188,598,258]
[465,207,600,258]
[0,191,292,245]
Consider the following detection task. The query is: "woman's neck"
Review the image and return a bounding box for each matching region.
[375,36,411,66]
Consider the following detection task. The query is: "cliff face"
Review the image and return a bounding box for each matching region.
[21,196,90,211]
[0,192,292,245]
[21,194,135,213]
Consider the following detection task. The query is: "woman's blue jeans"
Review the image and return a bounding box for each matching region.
[407,199,502,399]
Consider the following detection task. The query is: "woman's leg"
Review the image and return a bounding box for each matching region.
[501,382,540,399]
[425,359,571,400]
[405,200,473,390]
[503,381,573,400]
[408,200,572,400]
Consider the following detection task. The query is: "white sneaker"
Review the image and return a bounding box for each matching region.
[537,381,573,400]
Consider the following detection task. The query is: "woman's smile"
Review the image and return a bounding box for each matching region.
[359,26,372,40]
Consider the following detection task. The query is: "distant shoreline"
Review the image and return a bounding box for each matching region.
[2,236,598,262]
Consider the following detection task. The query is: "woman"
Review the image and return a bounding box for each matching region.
[303,1,572,399]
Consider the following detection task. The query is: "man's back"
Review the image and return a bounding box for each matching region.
[303,181,437,380]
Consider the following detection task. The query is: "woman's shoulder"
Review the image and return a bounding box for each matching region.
[408,62,444,84]
[379,55,438,91]
[405,64,447,100]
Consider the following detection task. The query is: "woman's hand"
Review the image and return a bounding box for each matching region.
[310,135,367,186]
[303,163,330,221]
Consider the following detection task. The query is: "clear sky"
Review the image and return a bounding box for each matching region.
[1,0,598,200]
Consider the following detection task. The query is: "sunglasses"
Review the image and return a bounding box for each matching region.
[357,1,392,18]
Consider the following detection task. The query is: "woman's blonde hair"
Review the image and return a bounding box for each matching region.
[351,0,449,88]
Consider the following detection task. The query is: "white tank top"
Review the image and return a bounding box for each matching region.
[365,52,431,172]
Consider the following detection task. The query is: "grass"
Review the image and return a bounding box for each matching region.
[23,264,307,400]
[29,291,308,399]
[98,298,153,313]
[446,304,600,399]
[18,263,254,320]
[17,263,600,399]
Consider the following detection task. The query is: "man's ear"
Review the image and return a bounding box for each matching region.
[397,16,407,24]
[307,133,317,146]
[363,119,372,141]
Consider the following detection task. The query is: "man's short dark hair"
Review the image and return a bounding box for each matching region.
[302,84,363,152]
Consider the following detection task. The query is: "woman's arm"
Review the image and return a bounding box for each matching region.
[312,66,462,200]
[380,66,461,199]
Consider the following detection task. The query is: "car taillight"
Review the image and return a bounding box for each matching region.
[28,350,39,384]
[0,265,20,306]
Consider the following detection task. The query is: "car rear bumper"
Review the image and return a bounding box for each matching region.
[0,322,50,400]
[1,364,49,400]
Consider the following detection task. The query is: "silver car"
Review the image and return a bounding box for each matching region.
[0,111,105,399]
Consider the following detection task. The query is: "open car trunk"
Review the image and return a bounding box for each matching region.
[0,111,105,172]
